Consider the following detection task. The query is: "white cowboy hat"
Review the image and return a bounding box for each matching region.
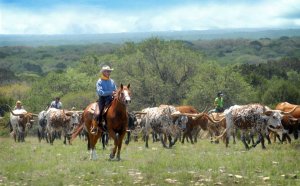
[100,65,114,72]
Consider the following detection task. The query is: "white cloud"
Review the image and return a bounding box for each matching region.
[0,0,299,34]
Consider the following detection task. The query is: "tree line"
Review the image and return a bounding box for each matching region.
[0,37,300,118]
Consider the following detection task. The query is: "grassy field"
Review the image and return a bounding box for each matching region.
[0,135,299,186]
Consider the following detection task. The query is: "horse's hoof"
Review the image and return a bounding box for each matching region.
[109,153,115,160]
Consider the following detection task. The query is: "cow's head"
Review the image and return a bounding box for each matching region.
[263,110,283,133]
[175,115,189,130]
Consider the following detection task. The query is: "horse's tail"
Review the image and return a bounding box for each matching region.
[71,122,84,142]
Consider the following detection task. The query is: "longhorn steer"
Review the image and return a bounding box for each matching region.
[143,105,182,148]
[10,109,38,142]
[38,110,48,142]
[45,108,81,145]
[174,106,220,144]
[275,102,300,141]
[217,104,284,149]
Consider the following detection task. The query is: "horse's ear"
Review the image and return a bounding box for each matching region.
[120,83,123,89]
[127,84,130,89]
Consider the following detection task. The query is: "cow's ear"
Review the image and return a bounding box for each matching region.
[127,84,130,89]
[264,110,273,116]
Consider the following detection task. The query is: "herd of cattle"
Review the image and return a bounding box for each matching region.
[8,102,300,150]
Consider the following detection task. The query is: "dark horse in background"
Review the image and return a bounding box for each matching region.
[72,84,131,160]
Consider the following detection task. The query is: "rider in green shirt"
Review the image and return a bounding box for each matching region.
[214,92,224,113]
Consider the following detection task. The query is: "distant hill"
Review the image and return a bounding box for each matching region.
[0,28,300,47]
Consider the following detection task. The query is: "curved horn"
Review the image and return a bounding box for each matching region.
[133,111,148,115]
[31,113,39,117]
[65,111,74,116]
[171,112,204,118]
[213,128,228,141]
[205,113,226,124]
[281,105,299,115]
[6,104,24,117]
[199,105,208,113]
[210,113,225,122]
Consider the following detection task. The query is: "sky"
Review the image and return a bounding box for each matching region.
[0,0,300,34]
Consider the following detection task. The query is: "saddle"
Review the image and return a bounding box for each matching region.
[88,102,112,121]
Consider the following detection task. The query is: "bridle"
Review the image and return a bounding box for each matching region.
[115,88,131,105]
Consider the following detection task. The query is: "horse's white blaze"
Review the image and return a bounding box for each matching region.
[123,90,131,101]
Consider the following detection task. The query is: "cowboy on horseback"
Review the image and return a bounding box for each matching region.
[91,65,117,134]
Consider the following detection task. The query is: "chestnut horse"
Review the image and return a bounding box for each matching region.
[72,84,131,160]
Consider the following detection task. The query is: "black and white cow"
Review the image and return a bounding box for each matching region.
[142,105,184,148]
[218,104,284,149]
[45,108,81,145]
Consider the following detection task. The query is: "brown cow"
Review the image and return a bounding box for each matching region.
[274,102,300,142]
[175,106,219,144]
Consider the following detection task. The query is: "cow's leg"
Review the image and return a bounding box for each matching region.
[160,133,168,148]
[181,131,186,144]
[63,136,66,145]
[232,129,237,144]
[241,133,250,150]
[125,131,130,145]
[170,134,178,148]
[168,135,173,148]
[265,134,272,144]
[38,129,42,142]
[188,131,194,144]
[145,133,149,148]
[293,129,298,140]
[13,130,16,142]
[194,128,200,143]
[260,133,266,149]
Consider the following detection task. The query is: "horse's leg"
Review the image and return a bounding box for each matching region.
[116,131,126,161]
[108,130,118,160]
[88,132,101,160]
[101,132,106,150]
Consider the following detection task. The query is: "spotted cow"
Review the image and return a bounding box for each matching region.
[143,105,183,148]
[45,108,81,145]
[217,104,284,149]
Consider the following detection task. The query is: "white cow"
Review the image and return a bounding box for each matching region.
[45,108,81,145]
[218,104,284,149]
[142,105,184,148]
[10,109,37,142]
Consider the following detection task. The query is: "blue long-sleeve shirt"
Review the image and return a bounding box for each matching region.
[96,78,117,97]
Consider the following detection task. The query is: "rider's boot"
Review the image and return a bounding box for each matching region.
[91,115,102,134]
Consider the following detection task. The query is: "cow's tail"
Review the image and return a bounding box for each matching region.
[213,128,228,142]
[71,122,84,142]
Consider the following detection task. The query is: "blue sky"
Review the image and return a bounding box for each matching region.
[1,0,300,34]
